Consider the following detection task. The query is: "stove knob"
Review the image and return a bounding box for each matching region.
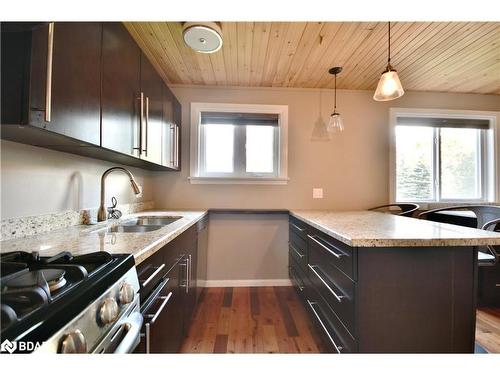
[59,330,87,353]
[119,283,135,305]
[99,297,119,324]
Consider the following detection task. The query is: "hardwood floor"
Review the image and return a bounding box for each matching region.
[180,286,326,353]
[182,287,500,354]
[476,308,500,353]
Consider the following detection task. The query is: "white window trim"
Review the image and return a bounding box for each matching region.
[389,108,499,206]
[189,102,289,185]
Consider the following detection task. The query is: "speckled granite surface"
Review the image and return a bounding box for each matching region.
[290,210,500,247]
[0,201,155,241]
[0,210,207,264]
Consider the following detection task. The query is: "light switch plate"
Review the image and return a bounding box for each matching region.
[313,188,323,199]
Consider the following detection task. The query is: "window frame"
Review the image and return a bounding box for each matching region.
[189,102,289,185]
[389,108,498,205]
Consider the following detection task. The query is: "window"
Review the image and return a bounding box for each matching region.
[391,109,497,203]
[190,103,288,184]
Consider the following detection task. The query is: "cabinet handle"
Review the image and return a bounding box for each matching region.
[307,235,345,259]
[307,300,343,353]
[289,243,305,259]
[170,124,175,166]
[289,267,305,291]
[145,322,150,354]
[186,255,190,293]
[141,263,165,287]
[134,92,144,155]
[44,22,54,122]
[290,222,306,233]
[308,264,345,303]
[147,292,173,324]
[143,96,149,156]
[174,124,179,169]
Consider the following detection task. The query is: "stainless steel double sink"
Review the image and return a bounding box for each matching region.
[92,216,182,234]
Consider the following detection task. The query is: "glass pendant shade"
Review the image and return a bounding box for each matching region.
[373,67,405,101]
[327,112,344,133]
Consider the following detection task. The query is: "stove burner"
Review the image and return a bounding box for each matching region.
[4,269,66,294]
[47,272,67,293]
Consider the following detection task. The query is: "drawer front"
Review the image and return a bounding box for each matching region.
[306,288,356,353]
[307,230,355,280]
[138,274,184,353]
[307,258,355,335]
[136,250,169,302]
[289,216,307,240]
[289,258,307,301]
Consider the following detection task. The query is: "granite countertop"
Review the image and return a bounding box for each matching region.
[0,210,207,264]
[290,210,500,247]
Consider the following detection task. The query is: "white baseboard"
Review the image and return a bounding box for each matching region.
[199,279,292,287]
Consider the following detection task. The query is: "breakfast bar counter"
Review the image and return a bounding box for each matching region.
[286,210,499,353]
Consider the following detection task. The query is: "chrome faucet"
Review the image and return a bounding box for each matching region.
[97,167,141,222]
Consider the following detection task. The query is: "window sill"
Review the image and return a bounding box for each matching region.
[188,176,290,185]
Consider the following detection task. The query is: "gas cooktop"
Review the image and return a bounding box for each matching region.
[0,251,137,351]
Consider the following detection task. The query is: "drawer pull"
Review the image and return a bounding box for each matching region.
[308,264,345,303]
[147,292,173,324]
[307,300,343,354]
[307,235,345,259]
[289,243,305,259]
[290,222,306,233]
[290,267,305,291]
[141,263,166,287]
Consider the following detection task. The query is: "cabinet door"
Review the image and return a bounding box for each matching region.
[141,268,184,353]
[52,23,102,144]
[29,23,102,144]
[184,239,198,331]
[101,23,141,156]
[172,95,182,170]
[161,84,175,168]
[196,217,208,303]
[140,53,163,164]
[161,86,181,170]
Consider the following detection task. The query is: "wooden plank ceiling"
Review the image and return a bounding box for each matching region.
[124,22,500,95]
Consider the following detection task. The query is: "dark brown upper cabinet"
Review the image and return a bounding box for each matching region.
[101,22,141,157]
[161,85,181,170]
[1,22,181,171]
[3,22,102,145]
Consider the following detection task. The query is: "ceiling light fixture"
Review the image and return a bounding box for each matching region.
[373,22,404,101]
[182,22,223,53]
[327,66,344,133]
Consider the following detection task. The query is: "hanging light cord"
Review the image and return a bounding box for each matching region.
[388,22,391,64]
[333,73,338,113]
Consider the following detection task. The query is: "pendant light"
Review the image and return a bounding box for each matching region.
[327,66,344,133]
[373,22,404,101]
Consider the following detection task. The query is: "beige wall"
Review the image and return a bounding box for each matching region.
[206,213,289,284]
[153,86,500,210]
[0,140,154,219]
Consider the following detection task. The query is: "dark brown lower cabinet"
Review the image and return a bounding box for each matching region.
[183,234,198,334]
[289,215,478,353]
[138,266,184,353]
[134,221,203,353]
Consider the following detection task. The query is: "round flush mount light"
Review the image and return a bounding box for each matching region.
[182,22,223,53]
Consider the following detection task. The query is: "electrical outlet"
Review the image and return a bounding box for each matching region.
[313,188,323,199]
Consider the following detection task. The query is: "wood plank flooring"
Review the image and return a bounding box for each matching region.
[476,308,500,353]
[180,287,325,353]
[181,287,500,354]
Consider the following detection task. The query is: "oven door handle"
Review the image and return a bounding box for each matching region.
[113,311,143,354]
